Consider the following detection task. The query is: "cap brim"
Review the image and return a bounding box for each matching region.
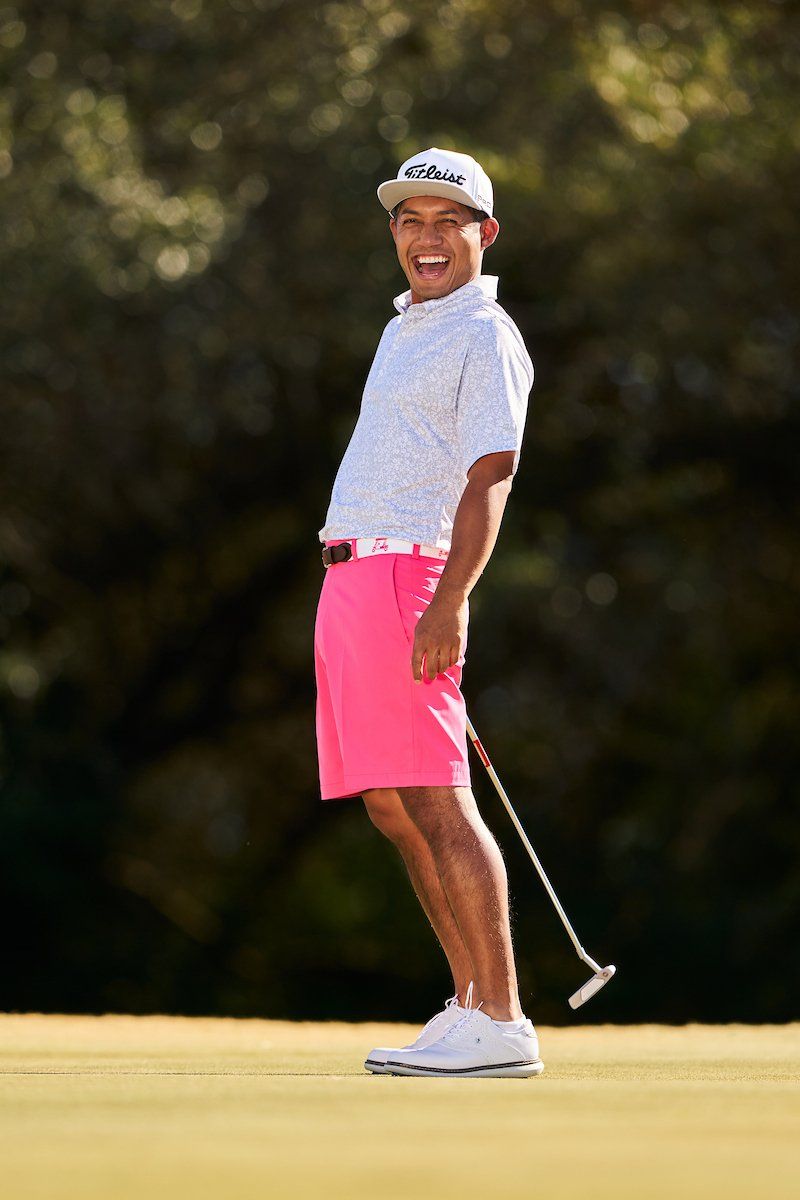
[377,179,489,216]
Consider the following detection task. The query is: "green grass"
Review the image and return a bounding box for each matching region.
[1,1016,798,1199]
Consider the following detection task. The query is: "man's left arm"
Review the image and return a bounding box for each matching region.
[411,450,515,684]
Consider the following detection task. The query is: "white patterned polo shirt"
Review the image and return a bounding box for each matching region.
[318,274,534,552]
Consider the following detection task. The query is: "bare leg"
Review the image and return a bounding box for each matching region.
[362,787,474,1002]
[397,785,522,1021]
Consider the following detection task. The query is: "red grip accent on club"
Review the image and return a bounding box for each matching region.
[472,736,491,768]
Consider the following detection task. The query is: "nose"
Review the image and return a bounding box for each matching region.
[414,221,445,245]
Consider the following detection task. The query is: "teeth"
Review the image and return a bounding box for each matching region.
[417,256,448,264]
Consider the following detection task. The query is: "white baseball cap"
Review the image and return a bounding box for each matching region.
[377,146,494,217]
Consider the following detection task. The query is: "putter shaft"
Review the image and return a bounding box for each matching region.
[466,714,616,1005]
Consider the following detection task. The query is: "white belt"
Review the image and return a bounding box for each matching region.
[321,537,449,567]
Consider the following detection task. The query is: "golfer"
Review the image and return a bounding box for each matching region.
[314,147,541,1078]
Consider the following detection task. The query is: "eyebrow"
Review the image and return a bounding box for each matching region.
[398,207,462,217]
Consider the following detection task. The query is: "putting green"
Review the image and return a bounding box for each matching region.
[1,1016,798,1199]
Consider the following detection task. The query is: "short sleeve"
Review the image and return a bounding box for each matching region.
[456,318,534,478]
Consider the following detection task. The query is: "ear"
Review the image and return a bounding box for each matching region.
[480,217,500,252]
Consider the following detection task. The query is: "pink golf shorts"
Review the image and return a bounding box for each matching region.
[314,538,471,801]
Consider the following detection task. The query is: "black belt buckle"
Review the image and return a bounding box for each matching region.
[321,541,353,567]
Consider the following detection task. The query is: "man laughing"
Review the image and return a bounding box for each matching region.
[314,147,541,1077]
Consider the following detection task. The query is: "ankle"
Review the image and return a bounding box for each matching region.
[476,996,523,1022]
[455,983,473,1007]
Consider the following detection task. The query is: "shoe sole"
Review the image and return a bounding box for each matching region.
[385,1058,545,1079]
[364,1057,392,1075]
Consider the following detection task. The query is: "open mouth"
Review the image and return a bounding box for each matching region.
[412,254,450,280]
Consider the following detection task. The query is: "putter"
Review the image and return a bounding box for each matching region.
[466,714,616,1009]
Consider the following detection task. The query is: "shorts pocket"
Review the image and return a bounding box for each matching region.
[391,554,449,646]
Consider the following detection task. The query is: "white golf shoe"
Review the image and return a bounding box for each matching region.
[364,986,473,1075]
[385,1006,544,1078]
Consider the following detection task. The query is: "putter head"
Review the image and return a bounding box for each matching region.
[568,964,616,1010]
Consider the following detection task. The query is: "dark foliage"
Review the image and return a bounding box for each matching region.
[1,0,798,1023]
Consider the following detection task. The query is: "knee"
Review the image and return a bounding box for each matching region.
[398,785,474,844]
[362,788,415,845]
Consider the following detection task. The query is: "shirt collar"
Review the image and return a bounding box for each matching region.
[392,274,499,317]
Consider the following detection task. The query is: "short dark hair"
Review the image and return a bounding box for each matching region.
[391,199,488,223]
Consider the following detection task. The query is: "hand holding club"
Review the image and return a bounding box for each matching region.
[411,596,468,682]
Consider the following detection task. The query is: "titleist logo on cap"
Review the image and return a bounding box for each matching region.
[376,146,494,217]
[404,162,467,186]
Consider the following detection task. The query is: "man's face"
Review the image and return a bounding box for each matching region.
[389,195,499,303]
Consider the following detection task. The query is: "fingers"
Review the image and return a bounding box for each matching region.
[413,648,438,683]
[412,641,438,682]
[411,640,424,683]
[412,643,453,682]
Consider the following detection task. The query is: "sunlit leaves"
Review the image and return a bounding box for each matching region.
[1,0,798,1023]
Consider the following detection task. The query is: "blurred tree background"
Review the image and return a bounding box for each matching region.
[1,0,797,1025]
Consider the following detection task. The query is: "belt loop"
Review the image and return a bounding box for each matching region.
[412,543,421,558]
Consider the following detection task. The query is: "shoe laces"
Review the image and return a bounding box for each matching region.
[416,990,459,1039]
[439,981,484,1044]
[418,980,474,1037]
